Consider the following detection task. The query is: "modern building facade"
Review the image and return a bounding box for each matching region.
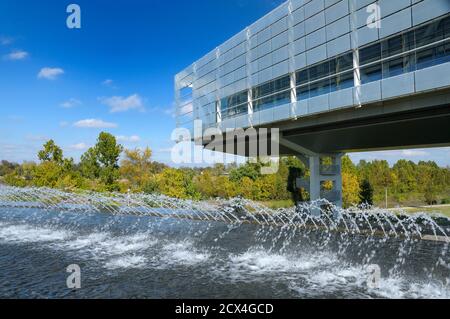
[175,0,450,206]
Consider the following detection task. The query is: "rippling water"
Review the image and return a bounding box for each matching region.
[0,206,448,299]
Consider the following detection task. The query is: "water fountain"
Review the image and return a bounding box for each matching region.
[0,185,448,298]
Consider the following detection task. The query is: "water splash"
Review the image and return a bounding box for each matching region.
[0,186,448,242]
[0,185,449,299]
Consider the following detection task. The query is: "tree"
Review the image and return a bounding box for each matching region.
[342,156,360,207]
[80,147,100,179]
[120,147,153,190]
[96,132,123,170]
[157,168,188,199]
[229,162,261,182]
[80,132,123,189]
[359,179,374,206]
[0,160,19,176]
[38,140,64,164]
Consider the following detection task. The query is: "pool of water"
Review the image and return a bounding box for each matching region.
[0,206,448,299]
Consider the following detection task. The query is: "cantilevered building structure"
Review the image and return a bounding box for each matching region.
[175,0,450,207]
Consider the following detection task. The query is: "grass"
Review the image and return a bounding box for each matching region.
[259,198,450,218]
[395,205,450,218]
[259,200,294,209]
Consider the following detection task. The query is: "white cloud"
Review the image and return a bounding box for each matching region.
[25,134,48,142]
[116,135,141,143]
[69,143,89,151]
[401,150,429,157]
[38,67,64,80]
[60,98,82,108]
[4,50,28,60]
[100,94,144,113]
[0,36,13,46]
[73,119,118,129]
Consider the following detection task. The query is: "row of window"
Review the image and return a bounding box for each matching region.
[252,75,290,100]
[220,90,248,119]
[216,15,450,121]
[297,71,354,100]
[360,15,450,66]
[296,52,353,86]
[361,42,450,84]
[295,52,354,101]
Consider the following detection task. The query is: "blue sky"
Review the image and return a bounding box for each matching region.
[0,0,449,167]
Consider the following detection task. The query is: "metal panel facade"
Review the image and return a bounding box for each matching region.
[175,0,450,133]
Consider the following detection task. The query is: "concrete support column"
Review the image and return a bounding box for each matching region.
[309,156,321,202]
[308,154,343,208]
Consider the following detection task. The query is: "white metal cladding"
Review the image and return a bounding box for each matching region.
[175,0,450,134]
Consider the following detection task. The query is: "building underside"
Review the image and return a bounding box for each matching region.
[203,88,450,208]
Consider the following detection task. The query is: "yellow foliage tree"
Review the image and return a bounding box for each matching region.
[120,147,154,192]
[156,168,187,199]
[342,171,360,207]
[238,177,256,199]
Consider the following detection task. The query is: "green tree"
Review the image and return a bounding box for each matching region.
[80,132,123,189]
[359,179,374,206]
[229,162,261,182]
[38,140,64,164]
[80,147,101,179]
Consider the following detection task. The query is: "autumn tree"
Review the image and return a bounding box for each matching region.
[341,156,360,207]
[120,147,154,191]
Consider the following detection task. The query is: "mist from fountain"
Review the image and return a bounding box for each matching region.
[0,185,448,298]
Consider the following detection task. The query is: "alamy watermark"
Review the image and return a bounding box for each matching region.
[66,264,81,289]
[66,4,81,29]
[367,264,381,289]
[366,4,381,29]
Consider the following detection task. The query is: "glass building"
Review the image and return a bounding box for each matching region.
[175,0,450,207]
[175,0,450,135]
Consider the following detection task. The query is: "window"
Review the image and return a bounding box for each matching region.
[382,35,403,58]
[297,84,309,100]
[416,43,450,70]
[381,32,415,59]
[309,78,330,97]
[334,52,353,73]
[435,42,450,65]
[295,51,354,98]
[415,19,445,48]
[179,86,193,104]
[331,71,354,91]
[252,75,290,100]
[251,75,291,112]
[382,54,414,79]
[309,61,330,82]
[360,43,381,66]
[221,90,248,120]
[296,70,308,86]
[253,90,291,112]
[361,63,382,84]
[444,16,450,38]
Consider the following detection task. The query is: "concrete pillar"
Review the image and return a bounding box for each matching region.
[309,156,321,202]
[308,154,343,208]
